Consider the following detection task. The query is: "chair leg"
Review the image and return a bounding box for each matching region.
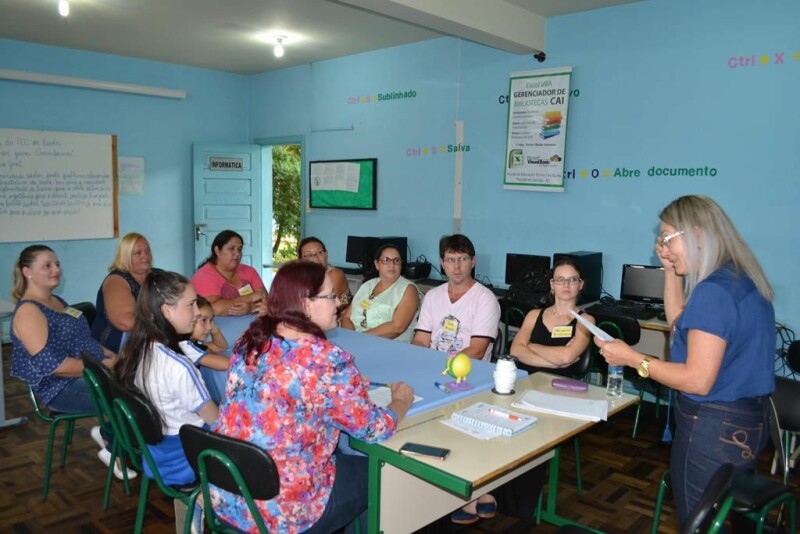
[651,470,670,534]
[60,419,75,467]
[42,421,60,499]
[573,437,583,496]
[632,379,647,439]
[134,477,151,534]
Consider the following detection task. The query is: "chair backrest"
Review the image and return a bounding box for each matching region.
[596,315,641,345]
[81,352,114,421]
[179,425,280,499]
[491,327,503,363]
[571,344,592,377]
[180,425,279,533]
[110,382,164,446]
[773,376,800,433]
[71,301,97,328]
[25,384,53,422]
[681,463,734,534]
[786,341,800,373]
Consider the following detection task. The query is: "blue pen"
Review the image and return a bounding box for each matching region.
[434,381,451,393]
[369,381,391,388]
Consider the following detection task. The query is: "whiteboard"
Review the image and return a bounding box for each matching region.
[0,128,118,243]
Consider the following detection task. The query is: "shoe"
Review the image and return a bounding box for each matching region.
[451,507,480,525]
[476,497,497,519]
[90,426,106,449]
[97,448,137,481]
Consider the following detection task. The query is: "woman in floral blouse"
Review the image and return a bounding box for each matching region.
[212,260,414,533]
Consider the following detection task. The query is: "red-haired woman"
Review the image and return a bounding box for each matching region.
[212,260,414,533]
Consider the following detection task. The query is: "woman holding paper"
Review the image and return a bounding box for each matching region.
[212,260,414,533]
[595,195,774,526]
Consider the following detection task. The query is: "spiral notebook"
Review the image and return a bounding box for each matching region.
[442,402,538,439]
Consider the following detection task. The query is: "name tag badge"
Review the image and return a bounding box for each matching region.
[551,325,573,339]
[443,318,458,334]
[64,306,83,318]
[360,299,373,311]
[238,284,254,296]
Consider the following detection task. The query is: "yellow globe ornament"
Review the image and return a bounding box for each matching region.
[443,352,472,384]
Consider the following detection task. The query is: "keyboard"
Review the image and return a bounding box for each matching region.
[585,302,662,321]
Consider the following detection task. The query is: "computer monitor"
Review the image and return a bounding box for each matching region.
[346,235,408,269]
[505,253,551,286]
[620,264,665,305]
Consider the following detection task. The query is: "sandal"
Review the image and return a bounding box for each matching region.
[450,507,480,525]
[476,496,497,519]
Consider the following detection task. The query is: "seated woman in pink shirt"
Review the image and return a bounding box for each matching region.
[190,230,267,316]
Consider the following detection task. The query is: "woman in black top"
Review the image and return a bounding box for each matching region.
[510,256,595,375]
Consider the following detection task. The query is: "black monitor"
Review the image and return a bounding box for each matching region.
[620,264,665,304]
[505,253,551,285]
[346,235,407,269]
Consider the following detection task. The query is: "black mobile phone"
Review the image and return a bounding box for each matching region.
[399,442,450,461]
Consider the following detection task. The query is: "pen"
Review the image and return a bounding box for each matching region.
[489,408,520,421]
[434,381,451,393]
[369,381,391,388]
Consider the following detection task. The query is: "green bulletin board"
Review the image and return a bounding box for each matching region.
[309,158,377,210]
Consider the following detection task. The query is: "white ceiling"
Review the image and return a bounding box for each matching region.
[0,0,640,75]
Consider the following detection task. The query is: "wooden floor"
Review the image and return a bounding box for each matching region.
[0,346,794,533]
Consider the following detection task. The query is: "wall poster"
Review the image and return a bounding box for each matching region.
[503,66,572,192]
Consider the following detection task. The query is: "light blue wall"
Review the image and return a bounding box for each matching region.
[0,39,249,304]
[249,0,800,328]
[2,0,799,331]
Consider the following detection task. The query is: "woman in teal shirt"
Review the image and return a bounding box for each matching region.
[341,244,421,342]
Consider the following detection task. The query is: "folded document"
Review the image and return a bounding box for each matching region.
[512,389,608,422]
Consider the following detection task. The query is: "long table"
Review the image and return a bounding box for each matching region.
[350,372,637,533]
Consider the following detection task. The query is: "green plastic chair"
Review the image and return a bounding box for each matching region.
[81,352,133,509]
[110,382,200,534]
[179,424,280,533]
[24,383,95,499]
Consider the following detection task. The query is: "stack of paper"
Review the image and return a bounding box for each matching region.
[512,389,608,422]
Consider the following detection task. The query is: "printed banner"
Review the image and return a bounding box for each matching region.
[503,67,572,192]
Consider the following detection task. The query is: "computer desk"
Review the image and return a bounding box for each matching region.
[349,372,638,533]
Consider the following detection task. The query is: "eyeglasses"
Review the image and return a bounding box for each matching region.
[302,249,325,259]
[659,230,685,248]
[552,276,581,285]
[309,293,338,301]
[442,255,472,265]
[378,257,402,265]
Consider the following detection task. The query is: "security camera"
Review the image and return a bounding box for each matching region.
[534,52,546,63]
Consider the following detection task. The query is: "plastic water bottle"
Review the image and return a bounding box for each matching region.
[606,366,623,398]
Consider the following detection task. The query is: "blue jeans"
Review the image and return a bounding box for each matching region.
[304,451,368,534]
[671,394,770,525]
[47,377,95,414]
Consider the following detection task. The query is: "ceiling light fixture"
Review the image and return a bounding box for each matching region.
[58,0,70,17]
[274,36,286,58]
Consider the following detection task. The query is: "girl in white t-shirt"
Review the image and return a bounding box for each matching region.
[115,270,218,485]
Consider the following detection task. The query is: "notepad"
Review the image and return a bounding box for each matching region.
[368,386,422,407]
[512,389,608,422]
[443,402,538,439]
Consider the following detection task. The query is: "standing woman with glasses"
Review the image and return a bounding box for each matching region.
[509,256,595,375]
[596,195,774,527]
[341,244,421,342]
[298,237,352,310]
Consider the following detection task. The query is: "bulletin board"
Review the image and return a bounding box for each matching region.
[0,128,118,243]
[309,158,377,210]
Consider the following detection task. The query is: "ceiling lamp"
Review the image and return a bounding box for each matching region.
[58,0,70,17]
[274,36,286,58]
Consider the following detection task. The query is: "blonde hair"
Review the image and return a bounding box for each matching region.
[12,245,54,302]
[659,195,772,301]
[109,232,148,272]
